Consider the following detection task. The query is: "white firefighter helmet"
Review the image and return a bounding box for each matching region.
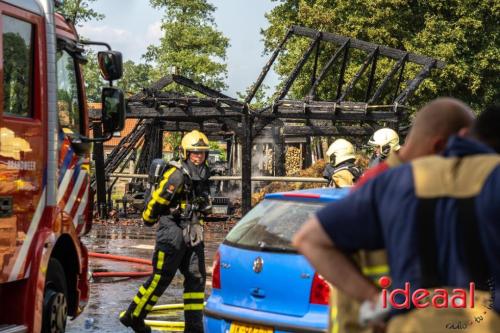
[180,130,209,159]
[368,128,400,155]
[326,139,356,166]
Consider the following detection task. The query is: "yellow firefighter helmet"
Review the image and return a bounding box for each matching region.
[180,130,209,159]
[326,139,356,166]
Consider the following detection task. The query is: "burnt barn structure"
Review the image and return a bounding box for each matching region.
[94,25,444,216]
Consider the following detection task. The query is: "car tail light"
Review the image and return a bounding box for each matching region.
[309,273,330,305]
[212,250,221,289]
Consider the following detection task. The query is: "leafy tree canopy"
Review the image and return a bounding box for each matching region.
[81,50,102,103]
[82,51,155,102]
[119,61,155,97]
[145,0,230,91]
[57,0,104,26]
[263,0,499,111]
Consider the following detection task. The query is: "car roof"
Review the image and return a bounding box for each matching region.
[264,187,350,203]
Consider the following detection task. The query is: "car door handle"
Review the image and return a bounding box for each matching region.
[250,288,266,299]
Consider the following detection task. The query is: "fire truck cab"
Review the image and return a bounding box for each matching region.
[0,1,124,332]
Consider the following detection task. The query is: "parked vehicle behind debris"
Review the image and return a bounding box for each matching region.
[204,188,349,333]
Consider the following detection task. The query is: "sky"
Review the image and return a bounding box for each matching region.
[80,0,279,97]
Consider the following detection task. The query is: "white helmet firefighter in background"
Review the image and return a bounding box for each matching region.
[326,138,356,166]
[368,128,400,166]
[324,138,361,187]
[181,130,210,165]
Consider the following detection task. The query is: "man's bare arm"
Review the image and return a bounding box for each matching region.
[293,216,379,303]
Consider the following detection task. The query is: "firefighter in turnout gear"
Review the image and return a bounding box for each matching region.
[120,130,212,333]
[323,139,361,187]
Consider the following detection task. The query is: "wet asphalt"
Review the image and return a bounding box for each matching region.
[66,223,227,332]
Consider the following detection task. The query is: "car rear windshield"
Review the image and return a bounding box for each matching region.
[224,199,324,252]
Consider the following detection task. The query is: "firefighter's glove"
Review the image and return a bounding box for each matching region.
[197,195,213,214]
[359,292,389,327]
[183,222,204,247]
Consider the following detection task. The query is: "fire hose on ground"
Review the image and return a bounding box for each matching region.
[89,252,153,278]
[119,304,186,331]
[91,252,189,329]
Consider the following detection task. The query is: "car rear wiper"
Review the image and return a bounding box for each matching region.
[257,242,297,253]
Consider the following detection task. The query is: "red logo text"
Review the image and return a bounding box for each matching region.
[379,276,475,309]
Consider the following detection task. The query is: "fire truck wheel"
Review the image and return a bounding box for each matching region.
[42,258,68,333]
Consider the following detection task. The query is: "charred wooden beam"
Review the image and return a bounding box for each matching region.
[308,40,349,99]
[338,48,378,102]
[368,53,408,104]
[170,75,244,109]
[127,105,242,120]
[393,57,408,103]
[304,136,313,167]
[129,76,174,101]
[150,96,242,109]
[104,119,146,168]
[336,40,350,101]
[260,101,403,122]
[394,60,437,104]
[310,40,321,92]
[365,48,379,102]
[264,112,398,122]
[273,126,286,176]
[241,108,253,214]
[246,28,293,105]
[273,32,322,110]
[159,121,236,139]
[283,125,373,137]
[291,25,445,68]
[257,125,375,137]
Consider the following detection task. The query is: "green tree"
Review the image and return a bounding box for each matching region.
[57,0,106,102]
[145,0,230,91]
[237,84,271,110]
[263,0,500,111]
[57,0,104,26]
[81,50,102,103]
[165,132,182,160]
[82,53,154,102]
[118,61,155,97]
[3,33,30,115]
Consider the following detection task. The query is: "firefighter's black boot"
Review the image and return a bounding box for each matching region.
[181,244,206,333]
[184,310,204,333]
[119,311,151,333]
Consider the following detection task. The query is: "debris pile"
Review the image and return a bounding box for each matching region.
[252,160,327,205]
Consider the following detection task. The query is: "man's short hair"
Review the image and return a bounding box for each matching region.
[472,104,500,153]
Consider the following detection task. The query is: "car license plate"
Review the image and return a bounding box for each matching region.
[229,321,273,333]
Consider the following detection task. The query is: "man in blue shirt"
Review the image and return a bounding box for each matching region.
[294,104,500,332]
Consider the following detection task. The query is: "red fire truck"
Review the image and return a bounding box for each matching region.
[0,1,124,332]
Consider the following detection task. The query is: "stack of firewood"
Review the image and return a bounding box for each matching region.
[285,146,302,175]
[252,160,327,205]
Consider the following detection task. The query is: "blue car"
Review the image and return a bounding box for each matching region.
[204,188,349,333]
